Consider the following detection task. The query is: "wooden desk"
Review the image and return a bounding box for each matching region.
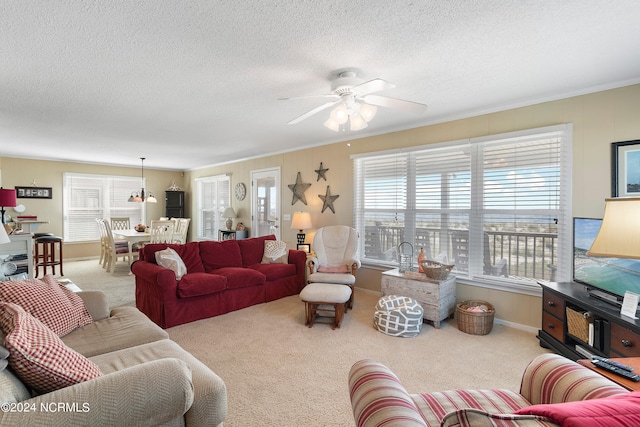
[577,357,640,391]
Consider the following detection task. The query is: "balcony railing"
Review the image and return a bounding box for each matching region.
[364,225,558,281]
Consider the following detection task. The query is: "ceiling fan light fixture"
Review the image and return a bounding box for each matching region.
[330,104,349,124]
[360,103,377,122]
[349,113,368,131]
[323,117,341,131]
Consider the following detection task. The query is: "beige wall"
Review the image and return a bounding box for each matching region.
[1,84,638,328]
[0,158,185,259]
[185,83,640,328]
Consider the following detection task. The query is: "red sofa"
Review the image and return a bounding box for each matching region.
[132,235,306,328]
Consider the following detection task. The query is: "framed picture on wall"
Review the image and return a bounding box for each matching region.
[612,140,640,197]
[297,244,311,253]
[15,186,52,199]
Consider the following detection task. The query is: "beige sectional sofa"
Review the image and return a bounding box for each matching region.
[0,289,227,426]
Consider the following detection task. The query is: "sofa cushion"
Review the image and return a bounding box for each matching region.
[90,339,227,427]
[0,342,30,404]
[261,240,288,264]
[211,267,265,289]
[143,242,204,273]
[411,389,534,426]
[200,240,243,270]
[514,391,640,427]
[0,302,103,394]
[441,408,550,427]
[250,263,297,282]
[61,306,169,358]
[177,273,227,298]
[238,234,276,266]
[155,247,188,280]
[0,275,93,337]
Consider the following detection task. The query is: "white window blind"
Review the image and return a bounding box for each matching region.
[63,173,144,243]
[196,175,231,240]
[353,124,572,289]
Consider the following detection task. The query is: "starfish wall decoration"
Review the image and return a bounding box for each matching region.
[288,172,311,205]
[319,185,339,213]
[314,162,329,181]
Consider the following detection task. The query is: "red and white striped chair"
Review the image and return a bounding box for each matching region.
[349,353,632,427]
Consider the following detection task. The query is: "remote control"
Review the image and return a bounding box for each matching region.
[591,359,640,382]
[592,356,634,372]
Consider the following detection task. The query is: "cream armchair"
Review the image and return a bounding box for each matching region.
[307,226,360,309]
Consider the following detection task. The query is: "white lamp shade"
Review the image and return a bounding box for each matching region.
[146,194,157,203]
[291,212,312,230]
[359,103,377,122]
[330,104,349,124]
[0,225,10,245]
[324,118,340,131]
[223,207,236,218]
[349,113,368,131]
[588,197,640,259]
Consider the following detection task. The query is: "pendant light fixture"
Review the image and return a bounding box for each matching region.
[128,157,157,203]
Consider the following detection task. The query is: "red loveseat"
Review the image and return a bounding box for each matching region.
[132,235,306,328]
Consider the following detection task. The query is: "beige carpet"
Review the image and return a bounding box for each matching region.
[63,259,550,426]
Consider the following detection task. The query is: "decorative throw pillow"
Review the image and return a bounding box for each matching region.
[514,392,640,427]
[0,275,93,337]
[262,240,288,264]
[155,247,188,280]
[0,302,103,394]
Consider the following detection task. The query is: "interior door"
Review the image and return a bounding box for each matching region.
[251,167,281,239]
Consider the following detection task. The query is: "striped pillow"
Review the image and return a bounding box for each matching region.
[0,302,102,394]
[0,275,92,336]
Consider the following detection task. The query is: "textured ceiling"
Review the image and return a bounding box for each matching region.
[1,1,640,171]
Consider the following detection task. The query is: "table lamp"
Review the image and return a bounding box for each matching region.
[0,187,17,225]
[223,207,236,231]
[588,197,640,259]
[291,212,312,245]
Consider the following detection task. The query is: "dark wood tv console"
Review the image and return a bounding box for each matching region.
[538,281,640,360]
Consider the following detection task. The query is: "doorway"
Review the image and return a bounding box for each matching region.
[251,167,281,239]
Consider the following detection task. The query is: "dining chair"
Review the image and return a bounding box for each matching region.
[173,218,190,244]
[101,219,138,273]
[149,220,176,244]
[110,217,131,231]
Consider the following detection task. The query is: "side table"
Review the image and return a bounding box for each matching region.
[381,268,456,328]
[577,357,640,391]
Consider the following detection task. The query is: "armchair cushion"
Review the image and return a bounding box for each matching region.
[0,275,93,337]
[514,391,640,427]
[0,302,102,394]
[318,265,350,273]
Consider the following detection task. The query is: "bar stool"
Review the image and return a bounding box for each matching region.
[34,235,63,277]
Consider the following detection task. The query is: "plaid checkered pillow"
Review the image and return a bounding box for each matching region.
[0,302,102,393]
[0,275,92,336]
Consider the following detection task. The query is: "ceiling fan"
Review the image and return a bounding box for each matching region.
[280,70,428,131]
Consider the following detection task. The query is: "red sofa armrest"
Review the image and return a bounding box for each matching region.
[131,260,179,302]
[288,249,307,286]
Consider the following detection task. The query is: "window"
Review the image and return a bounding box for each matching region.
[63,173,144,243]
[196,174,231,240]
[353,124,572,291]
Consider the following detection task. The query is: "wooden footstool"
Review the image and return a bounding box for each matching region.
[300,283,352,329]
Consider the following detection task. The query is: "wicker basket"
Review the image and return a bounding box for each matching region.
[419,260,454,280]
[456,300,495,335]
[566,307,593,343]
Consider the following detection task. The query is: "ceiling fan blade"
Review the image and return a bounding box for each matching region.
[352,78,396,96]
[287,101,339,125]
[363,94,428,114]
[278,94,339,101]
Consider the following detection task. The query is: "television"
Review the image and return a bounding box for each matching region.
[573,217,640,306]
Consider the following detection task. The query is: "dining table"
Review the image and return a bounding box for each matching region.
[111,229,181,253]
